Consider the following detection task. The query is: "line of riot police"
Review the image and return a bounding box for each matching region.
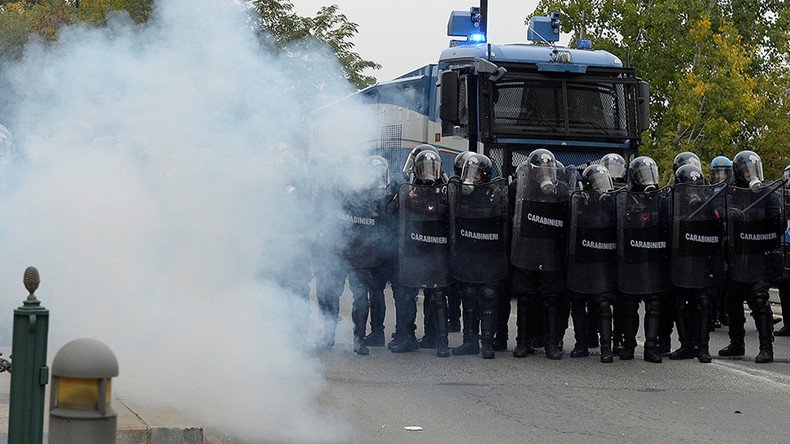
[320,143,788,364]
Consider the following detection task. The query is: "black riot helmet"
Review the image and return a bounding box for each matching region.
[461,153,493,184]
[413,150,442,184]
[368,155,390,189]
[675,164,705,186]
[710,156,733,185]
[601,153,627,181]
[403,144,439,180]
[454,151,474,177]
[627,156,660,192]
[784,165,790,186]
[526,148,558,192]
[581,165,614,193]
[673,151,702,174]
[733,150,764,188]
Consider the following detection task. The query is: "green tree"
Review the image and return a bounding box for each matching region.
[529,0,789,179]
[251,0,380,89]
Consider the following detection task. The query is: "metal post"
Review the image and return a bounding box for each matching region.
[480,0,488,37]
[8,267,49,444]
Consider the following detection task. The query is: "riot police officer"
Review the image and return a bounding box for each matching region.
[397,149,453,357]
[668,164,726,363]
[719,151,783,363]
[567,165,618,363]
[336,156,392,355]
[601,153,628,354]
[511,149,571,360]
[601,153,627,187]
[617,156,671,363]
[776,165,790,337]
[709,156,735,329]
[710,156,734,185]
[448,154,509,359]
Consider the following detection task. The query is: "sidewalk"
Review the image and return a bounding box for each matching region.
[0,371,206,443]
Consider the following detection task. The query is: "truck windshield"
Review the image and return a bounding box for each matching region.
[490,77,632,138]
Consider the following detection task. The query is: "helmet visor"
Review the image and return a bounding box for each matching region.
[711,167,732,184]
[588,172,614,193]
[735,158,763,185]
[602,158,626,179]
[531,163,557,186]
[632,162,659,187]
[461,161,488,184]
[414,155,442,183]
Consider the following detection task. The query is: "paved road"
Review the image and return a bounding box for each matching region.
[317,290,790,443]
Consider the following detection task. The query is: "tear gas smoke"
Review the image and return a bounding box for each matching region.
[0,0,379,441]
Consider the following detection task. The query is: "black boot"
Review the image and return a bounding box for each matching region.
[612,335,623,354]
[755,310,774,363]
[364,330,385,347]
[644,345,663,363]
[433,293,451,358]
[669,346,697,360]
[513,296,532,358]
[776,325,790,336]
[353,336,369,355]
[570,344,589,358]
[315,317,337,350]
[492,335,508,351]
[698,293,712,363]
[644,295,662,363]
[718,342,745,357]
[544,298,562,360]
[597,296,614,363]
[755,342,774,363]
[669,296,695,360]
[619,347,635,360]
[453,290,480,355]
[480,308,496,359]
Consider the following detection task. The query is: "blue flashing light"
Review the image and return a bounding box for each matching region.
[468,32,486,43]
[577,39,592,50]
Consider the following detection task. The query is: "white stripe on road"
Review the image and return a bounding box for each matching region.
[712,360,790,392]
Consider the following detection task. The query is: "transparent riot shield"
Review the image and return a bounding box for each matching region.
[784,187,790,274]
[616,188,672,295]
[448,178,509,284]
[671,183,727,288]
[567,190,618,294]
[398,183,451,288]
[511,167,570,271]
[727,181,785,283]
[339,188,385,270]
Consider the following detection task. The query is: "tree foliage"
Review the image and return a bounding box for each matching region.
[0,0,378,90]
[530,0,789,179]
[250,0,380,89]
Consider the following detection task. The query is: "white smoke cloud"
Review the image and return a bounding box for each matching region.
[0,0,379,441]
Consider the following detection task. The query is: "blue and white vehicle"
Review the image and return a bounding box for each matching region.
[312,3,651,178]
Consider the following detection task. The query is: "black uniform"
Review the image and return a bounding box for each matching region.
[719,182,784,362]
[669,182,727,362]
[616,187,672,362]
[567,190,618,362]
[448,178,510,358]
[397,181,453,357]
[511,165,571,359]
[338,186,389,355]
[775,186,790,336]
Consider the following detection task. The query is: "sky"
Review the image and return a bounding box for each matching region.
[292,0,543,81]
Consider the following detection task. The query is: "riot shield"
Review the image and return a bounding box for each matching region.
[671,183,727,288]
[338,189,385,269]
[727,181,785,283]
[448,178,509,284]
[511,168,571,271]
[616,188,672,295]
[398,183,451,288]
[784,187,790,274]
[567,191,618,294]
